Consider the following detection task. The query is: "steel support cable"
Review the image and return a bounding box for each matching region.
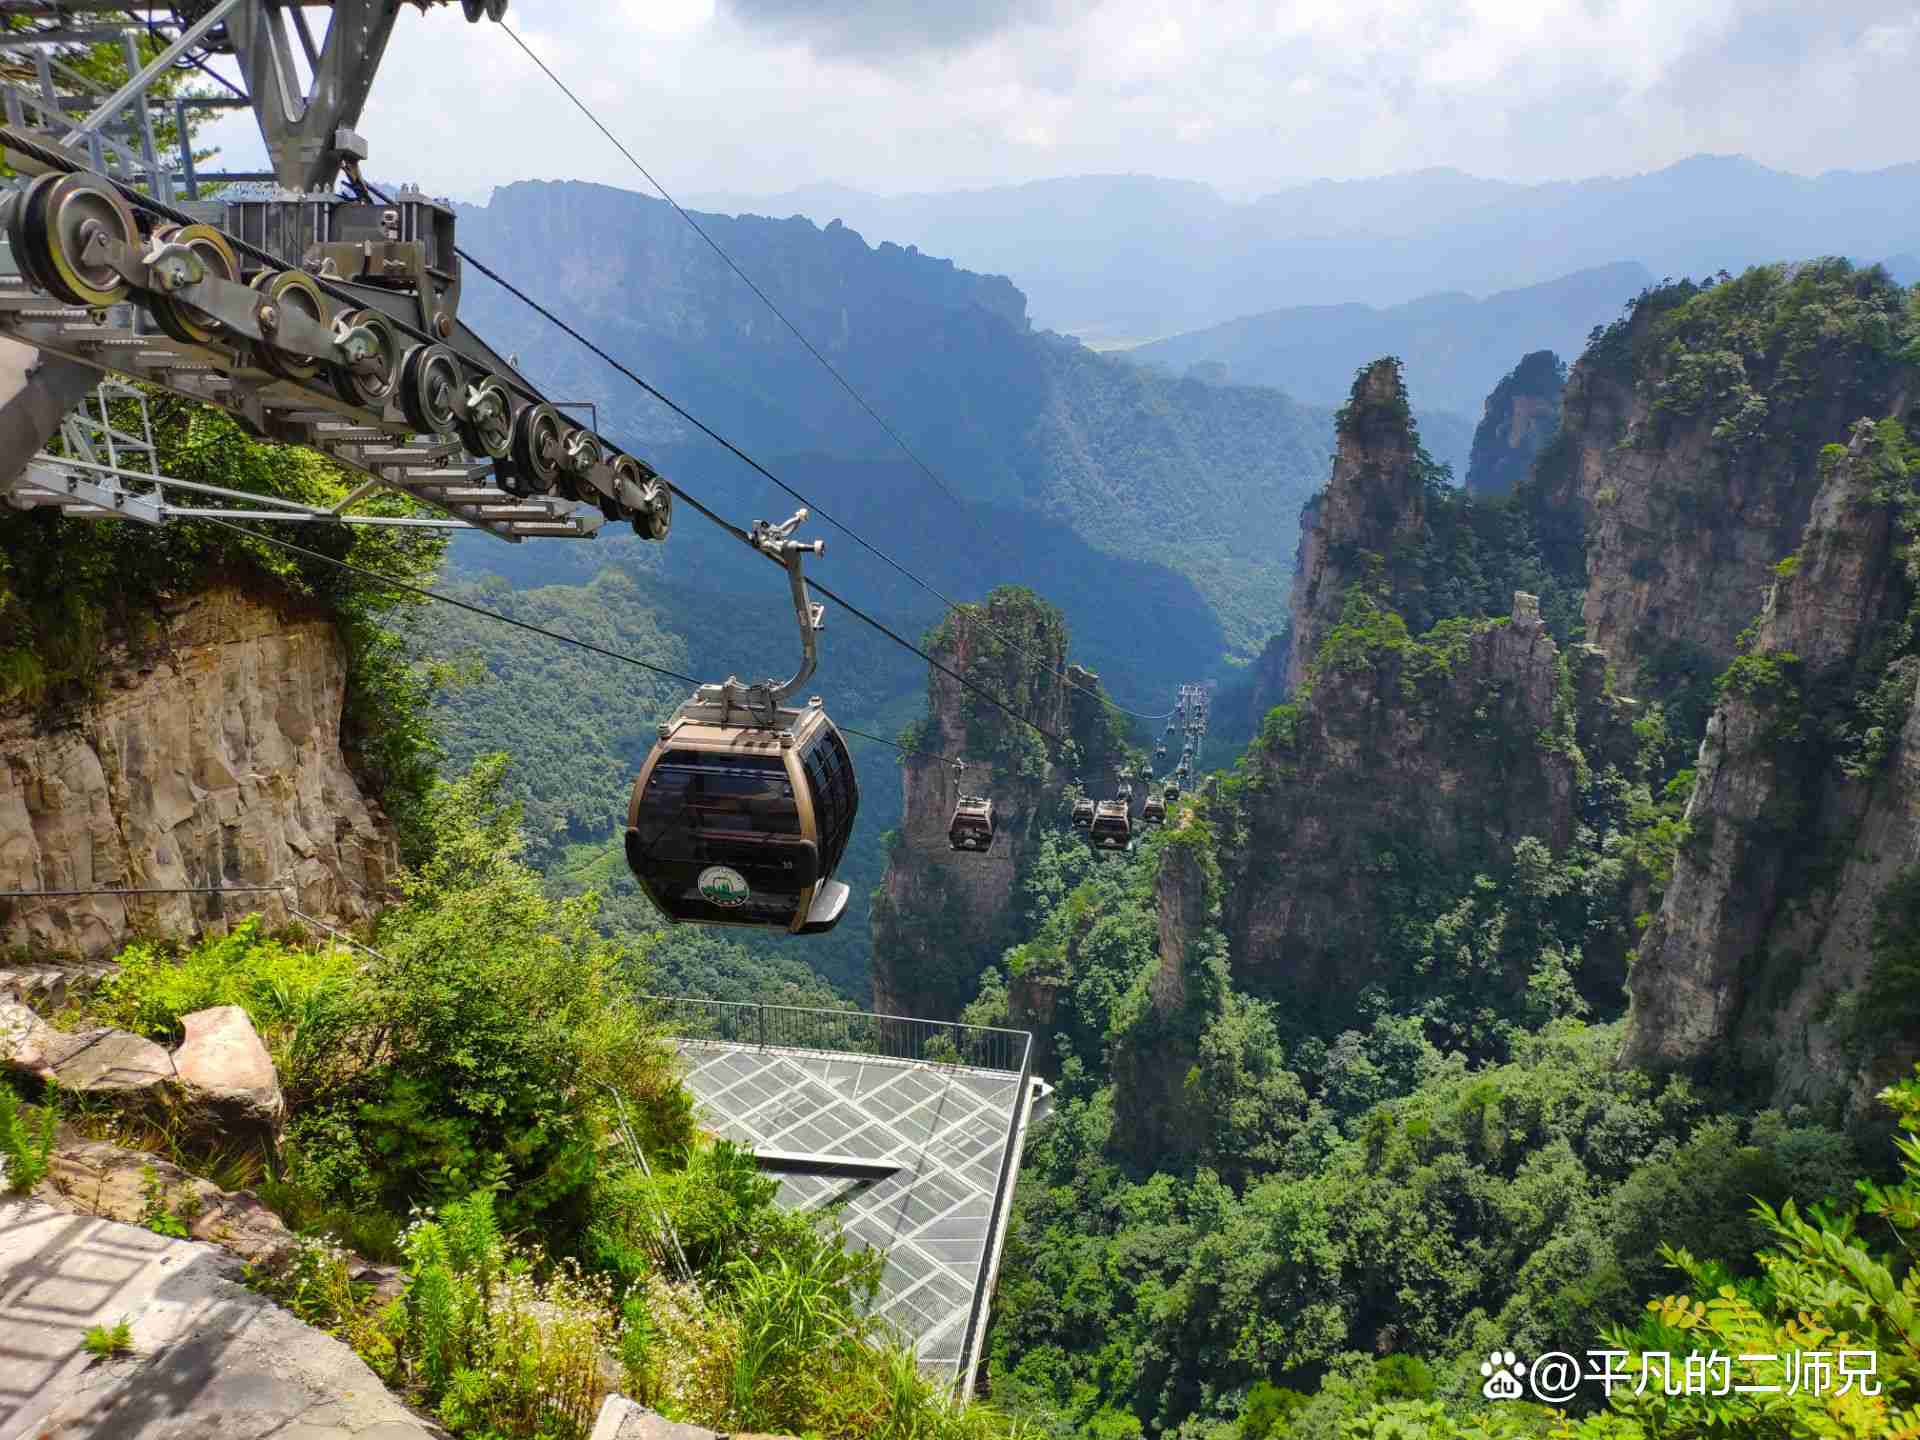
[191,511,1058,762]
[488,23,1168,722]
[654,474,1065,748]
[410,237,1069,749]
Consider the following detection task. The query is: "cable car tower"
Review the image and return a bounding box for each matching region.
[0,1,667,542]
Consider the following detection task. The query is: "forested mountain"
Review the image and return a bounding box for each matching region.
[690,156,1920,341]
[453,179,1333,661]
[872,258,1920,1435]
[1126,263,1639,469]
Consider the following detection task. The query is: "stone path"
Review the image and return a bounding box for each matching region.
[0,1195,442,1439]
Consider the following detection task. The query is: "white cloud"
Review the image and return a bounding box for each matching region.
[188,0,1918,204]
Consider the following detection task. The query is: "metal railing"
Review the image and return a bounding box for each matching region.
[640,995,1032,1076]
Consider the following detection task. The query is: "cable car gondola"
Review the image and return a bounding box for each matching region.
[1071,795,1096,829]
[626,512,858,935]
[950,794,995,850]
[1089,799,1132,852]
[1143,794,1166,826]
[948,765,995,851]
[1165,779,1181,802]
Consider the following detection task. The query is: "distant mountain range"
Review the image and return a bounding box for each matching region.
[453,179,1333,669]
[687,155,1920,342]
[1124,262,1653,460]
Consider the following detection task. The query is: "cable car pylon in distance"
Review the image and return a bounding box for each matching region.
[625,510,858,936]
[948,762,996,852]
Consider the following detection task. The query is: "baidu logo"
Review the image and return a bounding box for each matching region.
[1479,1351,1526,1400]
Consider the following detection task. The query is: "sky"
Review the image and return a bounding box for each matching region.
[196,0,1920,205]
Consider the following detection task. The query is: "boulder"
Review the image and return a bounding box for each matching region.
[171,1003,286,1141]
[44,1139,299,1270]
[34,1023,175,1094]
[0,998,54,1077]
[592,1397,724,1440]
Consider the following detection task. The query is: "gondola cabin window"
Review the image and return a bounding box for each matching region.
[628,749,817,927]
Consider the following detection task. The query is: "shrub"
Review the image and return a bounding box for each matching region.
[94,918,369,1107]
[0,1086,56,1192]
[354,758,693,1234]
[396,1189,614,1438]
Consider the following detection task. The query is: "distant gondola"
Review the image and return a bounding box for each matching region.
[1143,794,1166,825]
[950,793,995,851]
[1072,795,1096,829]
[1089,799,1132,851]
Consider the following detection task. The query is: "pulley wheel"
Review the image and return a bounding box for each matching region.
[612,454,672,541]
[556,427,600,499]
[148,223,240,345]
[328,308,403,409]
[456,373,514,459]
[398,343,462,435]
[250,269,329,381]
[597,451,636,521]
[9,174,62,296]
[36,173,140,307]
[509,401,563,495]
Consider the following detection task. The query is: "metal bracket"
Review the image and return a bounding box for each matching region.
[750,508,827,706]
[225,0,407,194]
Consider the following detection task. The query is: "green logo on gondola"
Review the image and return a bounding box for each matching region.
[698,865,751,908]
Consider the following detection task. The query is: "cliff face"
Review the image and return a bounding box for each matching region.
[1622,417,1920,1116]
[1228,591,1629,1008]
[1284,359,1430,694]
[1107,835,1217,1165]
[0,584,398,957]
[869,588,1120,1019]
[1466,350,1564,498]
[1542,264,1916,695]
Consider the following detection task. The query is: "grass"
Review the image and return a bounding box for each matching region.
[82,1319,133,1359]
[0,1084,57,1193]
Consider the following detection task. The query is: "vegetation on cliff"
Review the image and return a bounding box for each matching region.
[938,293,1920,1438]
[1466,349,1566,499]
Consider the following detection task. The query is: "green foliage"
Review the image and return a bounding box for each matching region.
[1241,1380,1309,1440]
[0,1085,56,1192]
[1642,260,1914,453]
[1713,650,1803,704]
[358,757,694,1233]
[81,1318,134,1360]
[1259,704,1302,752]
[1312,577,1412,679]
[93,919,368,1107]
[393,1188,611,1437]
[1855,863,1920,1047]
[137,1165,196,1239]
[1526,1067,1920,1439]
[991,1017,1864,1435]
